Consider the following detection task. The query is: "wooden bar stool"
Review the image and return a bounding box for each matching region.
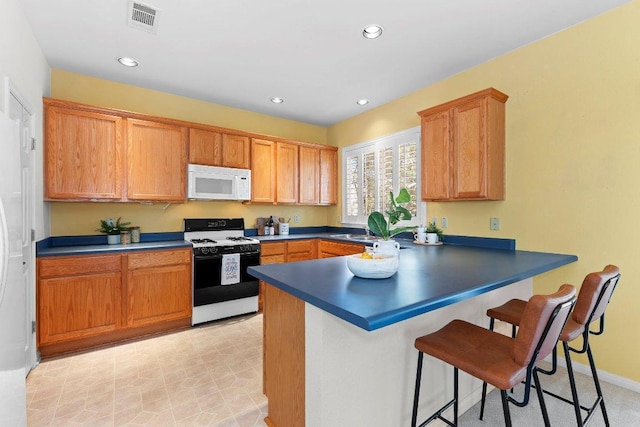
[411,285,576,427]
[480,265,621,426]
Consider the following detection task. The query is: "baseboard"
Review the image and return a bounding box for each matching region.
[543,354,640,394]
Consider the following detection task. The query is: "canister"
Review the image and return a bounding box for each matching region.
[120,230,132,245]
[130,226,141,243]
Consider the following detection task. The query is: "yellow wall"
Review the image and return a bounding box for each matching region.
[49,70,331,234]
[328,2,639,381]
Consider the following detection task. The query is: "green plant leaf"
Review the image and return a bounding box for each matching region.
[367,212,389,239]
[395,188,411,204]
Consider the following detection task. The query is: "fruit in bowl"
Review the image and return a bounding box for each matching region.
[346,252,399,279]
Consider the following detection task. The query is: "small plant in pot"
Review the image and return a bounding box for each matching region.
[425,220,444,244]
[97,217,131,244]
[367,188,415,256]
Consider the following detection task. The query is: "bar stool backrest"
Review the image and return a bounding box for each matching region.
[573,264,620,327]
[512,284,576,367]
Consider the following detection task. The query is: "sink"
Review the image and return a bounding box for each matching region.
[329,233,379,242]
[349,235,379,242]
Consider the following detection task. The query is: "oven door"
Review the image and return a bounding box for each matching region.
[192,252,260,307]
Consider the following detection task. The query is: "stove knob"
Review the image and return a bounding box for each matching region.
[211,247,218,255]
[200,247,209,255]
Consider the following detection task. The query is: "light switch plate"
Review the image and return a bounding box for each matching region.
[490,217,500,230]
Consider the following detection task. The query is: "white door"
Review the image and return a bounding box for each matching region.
[9,92,35,374]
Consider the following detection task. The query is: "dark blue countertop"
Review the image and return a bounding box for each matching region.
[247,244,577,331]
[37,232,190,257]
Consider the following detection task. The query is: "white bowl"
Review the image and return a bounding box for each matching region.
[346,253,399,279]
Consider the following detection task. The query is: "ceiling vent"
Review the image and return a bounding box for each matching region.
[128,1,159,33]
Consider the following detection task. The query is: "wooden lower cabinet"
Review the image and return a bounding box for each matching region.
[37,248,192,357]
[318,240,365,258]
[286,239,317,262]
[127,250,192,327]
[37,255,123,347]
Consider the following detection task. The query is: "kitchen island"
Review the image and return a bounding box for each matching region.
[248,243,577,427]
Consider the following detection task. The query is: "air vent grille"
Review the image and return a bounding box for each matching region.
[128,1,159,33]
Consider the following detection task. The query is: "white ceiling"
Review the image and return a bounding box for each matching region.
[19,0,630,126]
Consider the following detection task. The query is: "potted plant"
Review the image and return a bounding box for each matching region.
[97,217,131,244]
[425,220,443,244]
[367,188,415,256]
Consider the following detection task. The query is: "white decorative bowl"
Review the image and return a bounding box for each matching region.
[346,253,399,279]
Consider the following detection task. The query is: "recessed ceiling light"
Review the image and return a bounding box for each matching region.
[270,97,284,104]
[362,25,383,39]
[117,57,139,67]
[357,99,369,106]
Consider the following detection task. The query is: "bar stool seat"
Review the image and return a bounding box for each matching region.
[411,284,576,427]
[480,265,621,427]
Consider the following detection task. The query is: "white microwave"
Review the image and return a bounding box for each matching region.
[187,164,251,201]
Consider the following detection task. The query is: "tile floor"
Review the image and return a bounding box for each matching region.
[26,314,267,427]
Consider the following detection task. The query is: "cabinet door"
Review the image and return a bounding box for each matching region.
[127,263,192,327]
[452,98,486,199]
[299,146,319,205]
[189,128,222,166]
[222,134,251,169]
[44,104,123,200]
[37,255,123,347]
[319,148,337,205]
[421,110,451,201]
[126,119,188,201]
[286,239,317,262]
[251,138,276,203]
[276,142,299,204]
[38,272,123,345]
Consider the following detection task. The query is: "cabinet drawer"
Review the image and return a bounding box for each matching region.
[287,239,315,254]
[128,248,191,269]
[261,254,286,265]
[38,254,121,278]
[260,242,286,256]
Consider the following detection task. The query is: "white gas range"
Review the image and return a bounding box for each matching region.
[184,218,260,325]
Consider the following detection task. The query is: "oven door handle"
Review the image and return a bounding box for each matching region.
[194,254,223,261]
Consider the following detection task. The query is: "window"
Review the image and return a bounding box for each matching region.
[342,126,423,226]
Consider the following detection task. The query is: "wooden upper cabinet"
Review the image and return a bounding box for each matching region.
[126,119,188,202]
[299,146,319,205]
[44,101,124,200]
[276,142,299,204]
[189,128,222,166]
[251,138,276,203]
[420,110,451,200]
[188,130,250,169]
[222,134,250,169]
[319,147,338,205]
[418,88,508,201]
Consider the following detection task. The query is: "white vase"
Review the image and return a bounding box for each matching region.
[107,234,120,245]
[373,239,400,257]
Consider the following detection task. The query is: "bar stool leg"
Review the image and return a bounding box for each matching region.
[563,342,585,427]
[453,367,459,424]
[587,344,610,427]
[411,352,424,427]
[533,369,551,427]
[500,390,513,427]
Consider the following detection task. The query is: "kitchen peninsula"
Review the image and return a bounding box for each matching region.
[248,243,577,427]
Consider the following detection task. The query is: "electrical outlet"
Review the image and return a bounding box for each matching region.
[490,217,500,231]
[294,215,300,223]
[337,215,341,223]
[441,217,448,228]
